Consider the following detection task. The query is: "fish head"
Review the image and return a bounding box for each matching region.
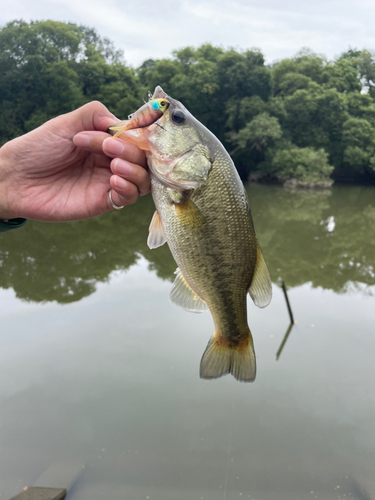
[122,87,217,189]
[148,95,200,157]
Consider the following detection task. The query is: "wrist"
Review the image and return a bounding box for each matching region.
[0,183,11,221]
[0,144,14,219]
[0,186,12,221]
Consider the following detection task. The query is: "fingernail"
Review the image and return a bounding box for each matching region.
[113,159,132,176]
[73,134,90,148]
[105,138,124,157]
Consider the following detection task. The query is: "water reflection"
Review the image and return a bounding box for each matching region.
[0,196,175,303]
[0,184,374,303]
[251,184,375,293]
[1,185,375,500]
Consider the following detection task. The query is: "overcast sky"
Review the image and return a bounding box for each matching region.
[1,0,375,67]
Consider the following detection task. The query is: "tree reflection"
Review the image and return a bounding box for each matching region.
[0,195,175,303]
[250,184,375,293]
[0,184,374,304]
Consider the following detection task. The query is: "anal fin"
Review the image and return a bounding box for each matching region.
[147,210,167,249]
[249,245,272,308]
[170,268,208,313]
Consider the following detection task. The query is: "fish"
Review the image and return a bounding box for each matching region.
[114,86,272,383]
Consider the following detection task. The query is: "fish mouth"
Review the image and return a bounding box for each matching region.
[147,116,167,133]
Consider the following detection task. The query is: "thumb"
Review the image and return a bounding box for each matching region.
[70,101,120,133]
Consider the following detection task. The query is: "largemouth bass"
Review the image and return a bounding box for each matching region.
[115,86,272,383]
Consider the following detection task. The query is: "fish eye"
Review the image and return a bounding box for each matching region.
[171,109,186,125]
[160,100,166,107]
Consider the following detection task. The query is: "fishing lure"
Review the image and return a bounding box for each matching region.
[109,99,170,138]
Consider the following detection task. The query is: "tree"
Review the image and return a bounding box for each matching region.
[271,49,326,95]
[356,50,375,98]
[344,92,375,125]
[268,144,334,185]
[233,113,282,152]
[0,20,139,145]
[322,57,362,93]
[2,20,375,185]
[276,72,313,97]
[342,117,375,175]
[282,86,347,168]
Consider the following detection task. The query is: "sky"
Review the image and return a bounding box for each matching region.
[1,0,375,67]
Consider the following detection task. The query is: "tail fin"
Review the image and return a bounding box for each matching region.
[108,120,130,138]
[200,332,256,383]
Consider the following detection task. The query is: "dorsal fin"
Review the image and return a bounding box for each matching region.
[170,268,208,313]
[147,210,167,249]
[249,245,272,308]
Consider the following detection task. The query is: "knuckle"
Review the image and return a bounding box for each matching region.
[89,100,108,113]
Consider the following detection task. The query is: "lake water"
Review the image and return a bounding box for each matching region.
[0,184,374,500]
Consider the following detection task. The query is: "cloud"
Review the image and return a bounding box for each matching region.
[1,0,374,66]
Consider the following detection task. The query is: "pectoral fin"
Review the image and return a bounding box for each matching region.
[174,199,206,228]
[170,268,208,313]
[249,245,272,308]
[147,210,167,249]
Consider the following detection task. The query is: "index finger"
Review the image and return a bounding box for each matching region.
[103,137,147,169]
[73,131,112,156]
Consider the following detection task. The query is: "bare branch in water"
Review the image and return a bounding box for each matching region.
[276,281,296,360]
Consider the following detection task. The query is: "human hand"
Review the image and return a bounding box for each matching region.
[0,101,150,222]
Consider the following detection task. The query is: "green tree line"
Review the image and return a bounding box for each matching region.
[2,19,375,185]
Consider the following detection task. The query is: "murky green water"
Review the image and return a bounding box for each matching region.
[0,184,374,500]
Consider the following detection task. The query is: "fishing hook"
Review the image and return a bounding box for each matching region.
[155,121,166,131]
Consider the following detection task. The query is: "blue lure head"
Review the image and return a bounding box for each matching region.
[150,98,169,113]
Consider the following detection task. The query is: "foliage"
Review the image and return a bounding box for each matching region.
[2,20,375,184]
[233,113,282,152]
[342,117,375,174]
[268,145,334,185]
[0,20,139,144]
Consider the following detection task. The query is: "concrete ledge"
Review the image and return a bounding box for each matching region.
[9,487,66,500]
